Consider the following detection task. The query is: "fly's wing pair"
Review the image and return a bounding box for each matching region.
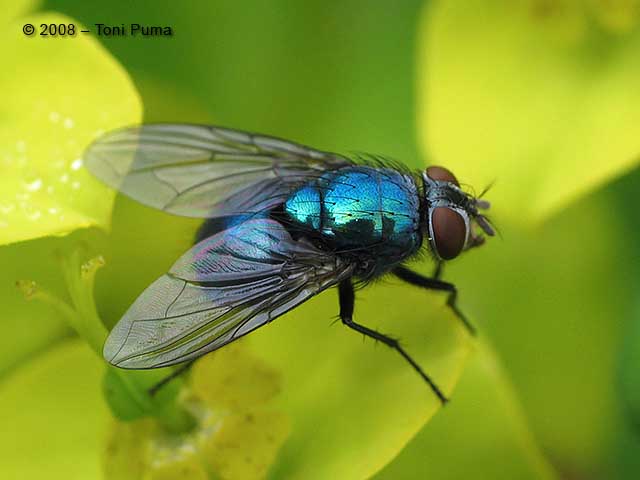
[84,123,352,218]
[85,124,355,368]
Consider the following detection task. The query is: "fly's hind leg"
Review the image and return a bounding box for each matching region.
[392,265,476,336]
[148,360,195,397]
[338,279,448,404]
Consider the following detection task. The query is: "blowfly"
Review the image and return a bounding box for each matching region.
[85,124,494,403]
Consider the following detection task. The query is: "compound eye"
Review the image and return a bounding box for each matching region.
[431,207,467,260]
[426,166,459,186]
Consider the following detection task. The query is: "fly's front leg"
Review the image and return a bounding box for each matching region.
[338,279,448,404]
[432,261,444,280]
[392,265,476,336]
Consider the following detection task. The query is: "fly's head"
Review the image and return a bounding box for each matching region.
[421,166,495,261]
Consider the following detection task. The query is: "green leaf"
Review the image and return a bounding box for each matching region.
[418,0,640,224]
[0,12,141,245]
[0,341,107,480]
[375,341,557,480]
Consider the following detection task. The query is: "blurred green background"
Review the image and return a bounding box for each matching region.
[2,0,640,479]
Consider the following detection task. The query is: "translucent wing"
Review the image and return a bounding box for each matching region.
[84,123,353,218]
[104,218,355,368]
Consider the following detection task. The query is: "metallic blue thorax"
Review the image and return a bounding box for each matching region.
[285,166,421,262]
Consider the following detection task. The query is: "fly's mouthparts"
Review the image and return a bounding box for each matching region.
[468,234,485,248]
[475,215,495,236]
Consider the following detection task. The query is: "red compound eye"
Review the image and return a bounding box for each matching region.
[426,166,459,186]
[431,207,467,260]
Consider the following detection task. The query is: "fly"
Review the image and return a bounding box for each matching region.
[84,123,494,404]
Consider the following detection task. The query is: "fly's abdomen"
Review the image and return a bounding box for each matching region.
[284,166,421,258]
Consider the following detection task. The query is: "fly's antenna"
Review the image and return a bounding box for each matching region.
[471,178,496,236]
[469,184,496,238]
[478,179,496,199]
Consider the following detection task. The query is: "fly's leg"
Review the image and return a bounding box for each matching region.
[338,279,448,404]
[148,360,195,397]
[432,261,444,280]
[392,265,476,336]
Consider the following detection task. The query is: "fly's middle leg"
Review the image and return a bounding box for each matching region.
[338,279,448,404]
[392,265,476,336]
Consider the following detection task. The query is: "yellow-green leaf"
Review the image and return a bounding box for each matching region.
[104,342,290,480]
[0,12,141,245]
[0,236,72,378]
[418,0,640,224]
[252,282,472,479]
[99,216,474,480]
